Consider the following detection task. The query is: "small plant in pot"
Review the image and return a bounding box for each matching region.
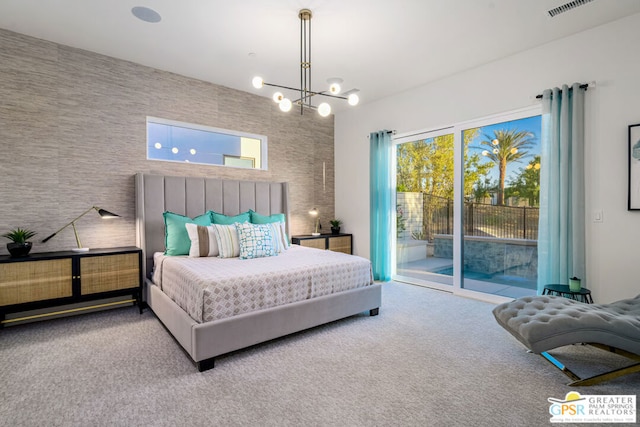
[329,219,342,235]
[2,227,37,257]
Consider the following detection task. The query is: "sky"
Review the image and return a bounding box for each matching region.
[468,114,541,184]
[148,122,242,165]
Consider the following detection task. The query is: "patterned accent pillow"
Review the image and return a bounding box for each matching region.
[265,222,289,253]
[277,221,290,250]
[212,224,241,258]
[185,223,219,257]
[235,222,275,259]
[250,211,289,252]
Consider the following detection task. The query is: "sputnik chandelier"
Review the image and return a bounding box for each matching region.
[252,8,360,117]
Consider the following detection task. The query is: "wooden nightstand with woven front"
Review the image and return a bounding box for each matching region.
[291,234,353,254]
[0,247,142,327]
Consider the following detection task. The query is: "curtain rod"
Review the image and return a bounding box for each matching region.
[535,83,589,99]
[367,130,396,138]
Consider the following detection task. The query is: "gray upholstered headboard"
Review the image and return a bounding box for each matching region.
[135,173,290,279]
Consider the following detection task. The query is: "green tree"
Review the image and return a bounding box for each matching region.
[396,129,491,198]
[477,129,535,205]
[471,177,498,203]
[397,130,493,241]
[506,155,541,206]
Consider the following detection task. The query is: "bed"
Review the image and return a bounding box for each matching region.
[135,173,381,371]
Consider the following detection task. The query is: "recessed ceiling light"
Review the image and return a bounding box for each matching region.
[132,6,162,23]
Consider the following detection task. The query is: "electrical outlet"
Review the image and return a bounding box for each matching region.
[593,210,603,223]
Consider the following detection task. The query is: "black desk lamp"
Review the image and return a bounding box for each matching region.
[42,206,119,252]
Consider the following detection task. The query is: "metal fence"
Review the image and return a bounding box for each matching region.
[421,194,539,241]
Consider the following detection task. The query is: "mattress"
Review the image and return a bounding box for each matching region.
[152,245,374,323]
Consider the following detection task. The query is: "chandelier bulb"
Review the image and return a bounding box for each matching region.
[252,76,264,89]
[329,83,341,95]
[272,92,284,103]
[279,98,292,112]
[348,93,359,106]
[318,103,331,117]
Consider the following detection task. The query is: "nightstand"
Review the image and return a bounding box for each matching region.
[291,234,352,254]
[0,246,142,327]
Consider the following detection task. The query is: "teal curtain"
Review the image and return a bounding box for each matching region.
[537,84,585,294]
[370,130,393,281]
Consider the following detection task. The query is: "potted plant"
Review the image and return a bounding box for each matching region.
[2,227,37,257]
[329,219,342,235]
[569,276,581,292]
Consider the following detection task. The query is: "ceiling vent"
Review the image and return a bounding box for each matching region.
[547,0,596,18]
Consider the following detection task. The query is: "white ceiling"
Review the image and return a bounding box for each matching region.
[1,0,639,110]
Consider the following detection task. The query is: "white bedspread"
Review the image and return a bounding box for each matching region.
[152,245,374,323]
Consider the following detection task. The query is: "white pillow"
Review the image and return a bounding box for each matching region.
[266,222,289,253]
[212,223,241,258]
[185,223,219,257]
[236,222,275,259]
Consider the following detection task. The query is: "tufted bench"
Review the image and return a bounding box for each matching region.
[493,294,640,385]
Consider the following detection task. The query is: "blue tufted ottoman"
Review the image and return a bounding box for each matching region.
[493,294,640,385]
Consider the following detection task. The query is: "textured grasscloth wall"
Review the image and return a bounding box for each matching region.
[0,29,335,255]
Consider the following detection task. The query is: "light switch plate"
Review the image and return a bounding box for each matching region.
[593,210,603,223]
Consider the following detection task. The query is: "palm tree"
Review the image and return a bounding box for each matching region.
[478,129,535,205]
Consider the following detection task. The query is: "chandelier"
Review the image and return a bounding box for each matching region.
[251,9,360,117]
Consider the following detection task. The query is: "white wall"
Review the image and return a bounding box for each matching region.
[335,13,640,303]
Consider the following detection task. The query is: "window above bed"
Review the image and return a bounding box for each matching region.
[146,117,268,170]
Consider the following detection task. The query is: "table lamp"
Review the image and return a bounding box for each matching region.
[42,206,120,251]
[309,208,320,236]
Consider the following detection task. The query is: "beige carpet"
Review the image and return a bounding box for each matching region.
[0,282,637,426]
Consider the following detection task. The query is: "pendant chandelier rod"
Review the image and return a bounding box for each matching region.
[300,9,309,114]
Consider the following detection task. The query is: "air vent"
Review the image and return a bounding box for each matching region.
[548,0,595,18]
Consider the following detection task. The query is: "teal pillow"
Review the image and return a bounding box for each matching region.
[250,211,286,224]
[164,211,212,256]
[211,210,251,225]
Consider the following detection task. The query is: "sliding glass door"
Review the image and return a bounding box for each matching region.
[461,114,541,298]
[394,127,454,289]
[393,107,541,300]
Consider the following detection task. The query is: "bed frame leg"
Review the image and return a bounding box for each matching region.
[369,308,379,316]
[197,357,215,372]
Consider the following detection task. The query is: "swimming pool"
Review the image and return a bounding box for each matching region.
[431,266,536,290]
